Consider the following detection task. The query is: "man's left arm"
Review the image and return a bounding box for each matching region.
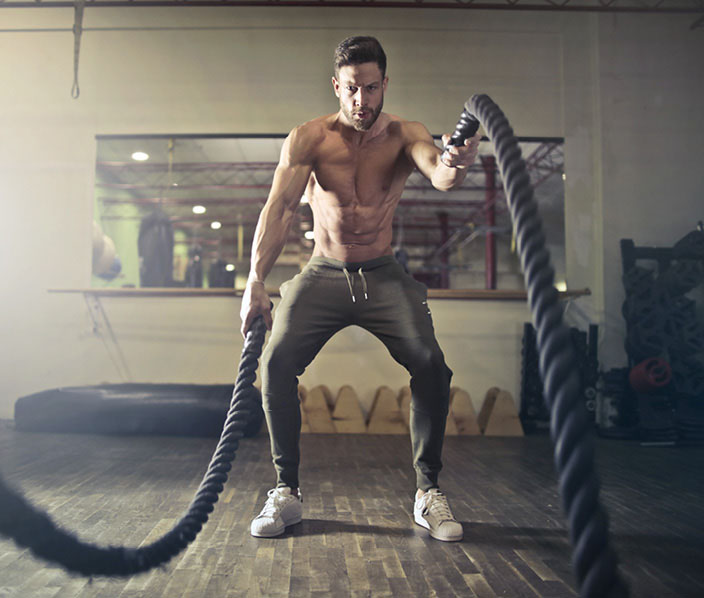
[404,122,481,192]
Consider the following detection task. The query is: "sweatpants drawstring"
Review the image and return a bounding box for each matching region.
[358,268,368,301]
[342,267,356,303]
[342,267,369,303]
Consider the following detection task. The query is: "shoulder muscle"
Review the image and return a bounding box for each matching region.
[280,120,326,167]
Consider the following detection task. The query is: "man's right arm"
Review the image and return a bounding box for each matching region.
[240,125,316,336]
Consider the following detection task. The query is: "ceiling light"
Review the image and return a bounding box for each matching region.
[561,173,566,181]
[225,264,235,272]
[192,205,206,215]
[211,221,222,230]
[131,151,149,161]
[304,231,315,240]
[555,281,567,292]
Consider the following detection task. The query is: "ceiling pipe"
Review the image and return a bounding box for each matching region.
[2,0,700,14]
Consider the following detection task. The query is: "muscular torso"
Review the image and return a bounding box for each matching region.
[304,113,416,262]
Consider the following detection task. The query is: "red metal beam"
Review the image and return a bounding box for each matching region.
[437,212,450,289]
[482,155,497,290]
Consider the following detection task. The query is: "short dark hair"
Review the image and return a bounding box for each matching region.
[334,36,387,78]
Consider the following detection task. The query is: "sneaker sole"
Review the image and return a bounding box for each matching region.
[250,514,303,538]
[414,512,463,542]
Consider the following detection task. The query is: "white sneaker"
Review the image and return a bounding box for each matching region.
[413,488,463,542]
[250,487,303,538]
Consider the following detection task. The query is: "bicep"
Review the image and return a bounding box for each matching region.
[268,163,312,213]
[267,129,315,212]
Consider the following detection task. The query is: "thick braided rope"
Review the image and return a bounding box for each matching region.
[0,316,267,576]
[464,94,629,598]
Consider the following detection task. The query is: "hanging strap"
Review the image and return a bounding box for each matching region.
[71,0,86,99]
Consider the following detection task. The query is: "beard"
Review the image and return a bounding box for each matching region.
[343,96,384,131]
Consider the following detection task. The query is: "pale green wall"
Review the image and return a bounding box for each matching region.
[1,8,702,419]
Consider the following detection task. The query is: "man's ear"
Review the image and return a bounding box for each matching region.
[332,76,340,98]
[383,76,389,93]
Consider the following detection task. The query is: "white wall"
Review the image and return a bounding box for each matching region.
[1,8,702,419]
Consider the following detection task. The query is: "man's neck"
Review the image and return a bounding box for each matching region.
[336,111,386,145]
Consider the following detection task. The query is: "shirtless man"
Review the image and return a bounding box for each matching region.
[241,36,480,542]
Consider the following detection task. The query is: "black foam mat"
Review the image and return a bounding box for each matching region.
[14,384,264,438]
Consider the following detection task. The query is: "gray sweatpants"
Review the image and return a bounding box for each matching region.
[260,255,453,491]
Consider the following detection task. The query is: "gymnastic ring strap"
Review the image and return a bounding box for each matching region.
[460,94,629,598]
[0,316,268,576]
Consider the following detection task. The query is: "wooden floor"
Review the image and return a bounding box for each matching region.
[1,422,703,598]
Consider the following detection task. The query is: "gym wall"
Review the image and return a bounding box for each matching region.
[0,8,702,418]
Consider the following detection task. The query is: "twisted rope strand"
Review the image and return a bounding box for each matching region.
[0,317,267,576]
[1,96,630,596]
[467,94,629,598]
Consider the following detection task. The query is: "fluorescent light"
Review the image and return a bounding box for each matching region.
[131,151,149,161]
[225,264,235,272]
[211,221,222,230]
[304,231,315,240]
[192,205,206,215]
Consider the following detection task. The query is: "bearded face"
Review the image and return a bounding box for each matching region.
[333,63,388,132]
[341,97,384,132]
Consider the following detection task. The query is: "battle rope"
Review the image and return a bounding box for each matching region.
[446,94,629,598]
[0,97,629,596]
[0,316,267,575]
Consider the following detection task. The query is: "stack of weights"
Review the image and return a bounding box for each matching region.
[676,394,704,444]
[597,368,639,438]
[520,322,550,433]
[621,227,704,444]
[630,358,677,443]
[520,322,599,433]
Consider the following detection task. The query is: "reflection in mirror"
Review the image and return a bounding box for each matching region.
[93,135,564,291]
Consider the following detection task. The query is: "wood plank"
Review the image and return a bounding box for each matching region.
[314,384,334,410]
[298,384,308,404]
[304,385,335,433]
[50,287,591,300]
[482,390,525,437]
[300,403,311,435]
[445,407,459,435]
[451,387,481,435]
[331,385,366,434]
[0,424,703,598]
[367,386,408,434]
[477,386,501,434]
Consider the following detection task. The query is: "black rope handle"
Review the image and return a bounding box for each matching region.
[461,94,629,598]
[0,316,268,576]
[445,107,480,150]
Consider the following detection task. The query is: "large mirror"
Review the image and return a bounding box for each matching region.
[92,134,565,291]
